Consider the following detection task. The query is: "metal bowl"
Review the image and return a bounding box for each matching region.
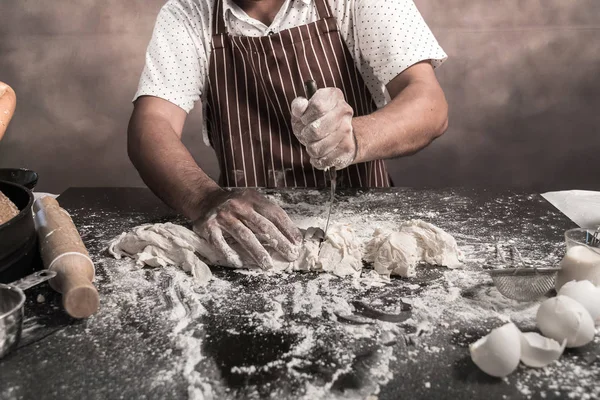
[0,284,25,358]
[0,168,38,190]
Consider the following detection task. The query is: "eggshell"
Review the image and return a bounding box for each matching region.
[519,332,566,368]
[556,245,600,291]
[558,280,600,325]
[536,295,595,348]
[470,322,521,377]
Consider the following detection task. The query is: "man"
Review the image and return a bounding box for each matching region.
[128,0,448,270]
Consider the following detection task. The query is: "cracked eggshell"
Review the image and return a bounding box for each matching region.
[519,332,566,368]
[558,280,600,325]
[469,322,521,378]
[536,295,595,348]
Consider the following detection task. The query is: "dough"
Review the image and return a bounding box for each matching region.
[108,223,363,281]
[364,219,462,277]
[280,224,362,277]
[108,223,213,286]
[364,230,420,277]
[0,190,19,225]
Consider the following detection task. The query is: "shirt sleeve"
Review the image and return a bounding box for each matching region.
[133,3,205,113]
[353,0,448,86]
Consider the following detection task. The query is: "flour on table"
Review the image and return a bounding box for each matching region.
[108,223,213,286]
[365,219,462,277]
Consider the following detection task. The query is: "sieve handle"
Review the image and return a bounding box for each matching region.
[10,270,57,291]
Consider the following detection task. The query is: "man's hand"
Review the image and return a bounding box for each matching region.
[291,88,357,170]
[192,189,302,270]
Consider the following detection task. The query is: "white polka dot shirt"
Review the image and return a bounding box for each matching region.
[134,0,447,135]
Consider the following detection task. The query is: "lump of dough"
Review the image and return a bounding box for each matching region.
[365,229,420,277]
[315,224,362,277]
[108,223,212,286]
[399,219,462,268]
[365,220,461,278]
[274,224,363,277]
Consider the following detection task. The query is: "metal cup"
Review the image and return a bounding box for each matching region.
[0,270,56,359]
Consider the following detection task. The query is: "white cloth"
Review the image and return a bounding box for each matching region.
[541,190,600,230]
[134,0,447,144]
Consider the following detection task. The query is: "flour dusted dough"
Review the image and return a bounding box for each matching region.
[272,224,363,277]
[108,223,213,286]
[109,222,363,281]
[365,220,462,277]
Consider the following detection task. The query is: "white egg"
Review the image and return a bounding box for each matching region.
[519,332,566,368]
[558,280,600,325]
[556,245,600,291]
[470,322,521,377]
[536,295,595,348]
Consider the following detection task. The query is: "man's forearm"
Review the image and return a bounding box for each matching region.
[352,79,448,164]
[127,113,221,220]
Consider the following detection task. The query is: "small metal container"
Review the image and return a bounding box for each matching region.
[0,283,25,358]
[0,270,56,359]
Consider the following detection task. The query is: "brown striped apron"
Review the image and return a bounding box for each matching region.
[206,0,390,188]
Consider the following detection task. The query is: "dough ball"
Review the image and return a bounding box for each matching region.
[365,220,462,278]
[399,220,462,268]
[371,231,420,277]
[469,322,521,378]
[557,280,600,325]
[317,224,362,277]
[555,245,600,290]
[536,295,595,348]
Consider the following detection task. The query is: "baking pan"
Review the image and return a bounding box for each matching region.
[0,181,36,283]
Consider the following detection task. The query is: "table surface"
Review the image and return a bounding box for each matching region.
[1,187,598,400]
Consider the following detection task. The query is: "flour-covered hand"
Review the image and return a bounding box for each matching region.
[291,87,357,170]
[192,189,302,270]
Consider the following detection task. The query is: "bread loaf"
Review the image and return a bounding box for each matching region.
[0,190,19,225]
[0,81,17,141]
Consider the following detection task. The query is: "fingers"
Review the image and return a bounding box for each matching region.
[219,213,274,270]
[254,199,302,245]
[296,102,352,144]
[192,189,303,270]
[305,129,344,159]
[202,222,243,268]
[300,88,344,124]
[241,211,300,262]
[291,97,309,119]
[310,134,357,170]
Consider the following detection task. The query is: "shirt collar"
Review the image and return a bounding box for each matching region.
[222,0,312,19]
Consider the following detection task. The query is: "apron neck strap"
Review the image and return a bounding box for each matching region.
[213,0,227,36]
[314,0,333,19]
[212,0,333,36]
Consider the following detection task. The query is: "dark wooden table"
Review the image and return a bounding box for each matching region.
[1,187,598,400]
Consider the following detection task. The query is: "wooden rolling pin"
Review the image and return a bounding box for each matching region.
[33,196,99,318]
[0,81,16,141]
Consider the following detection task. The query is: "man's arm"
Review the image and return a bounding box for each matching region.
[353,61,448,163]
[127,96,219,221]
[128,96,301,269]
[291,61,448,169]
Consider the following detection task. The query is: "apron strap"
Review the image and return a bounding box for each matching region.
[213,0,227,36]
[314,0,333,19]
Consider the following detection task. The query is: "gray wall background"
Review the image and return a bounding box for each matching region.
[0,0,599,193]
